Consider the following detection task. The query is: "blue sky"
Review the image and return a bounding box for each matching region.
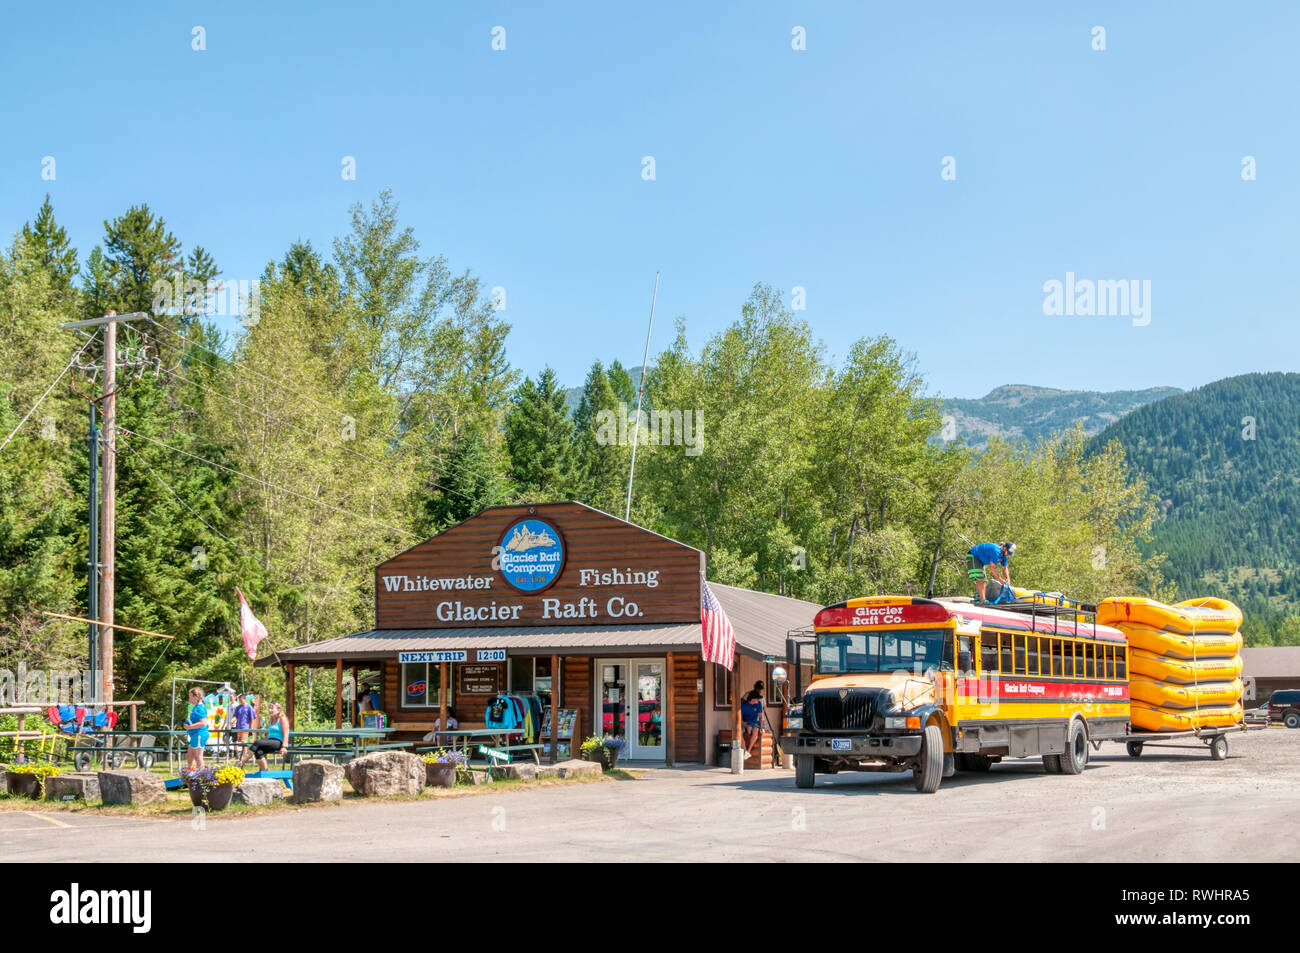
[2,1,1296,398]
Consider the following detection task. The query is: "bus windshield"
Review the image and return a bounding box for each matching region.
[816,628,953,675]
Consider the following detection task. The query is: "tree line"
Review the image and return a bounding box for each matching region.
[0,190,1220,721]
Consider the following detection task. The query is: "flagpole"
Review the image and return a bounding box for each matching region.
[625,272,660,522]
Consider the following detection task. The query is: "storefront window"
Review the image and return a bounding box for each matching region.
[713,662,731,710]
[401,663,451,709]
[507,657,553,707]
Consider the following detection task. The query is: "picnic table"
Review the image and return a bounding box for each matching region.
[418,728,543,766]
[284,727,404,763]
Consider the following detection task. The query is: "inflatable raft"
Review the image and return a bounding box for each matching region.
[1118,622,1242,661]
[1097,596,1242,636]
[1129,648,1244,685]
[1131,701,1243,733]
[1129,676,1244,710]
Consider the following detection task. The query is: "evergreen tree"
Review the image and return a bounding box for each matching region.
[504,368,579,500]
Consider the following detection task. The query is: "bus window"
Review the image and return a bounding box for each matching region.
[1117,647,1128,681]
[1000,633,1013,674]
[980,633,999,673]
[1050,639,1064,677]
[1074,642,1084,679]
[1013,636,1026,675]
[1028,637,1040,676]
[1084,644,1096,680]
[957,636,974,674]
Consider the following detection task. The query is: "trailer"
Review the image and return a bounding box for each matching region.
[1111,722,1261,761]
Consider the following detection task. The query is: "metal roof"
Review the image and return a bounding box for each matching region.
[257,582,824,666]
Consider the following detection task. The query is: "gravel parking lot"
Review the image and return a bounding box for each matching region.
[2,727,1295,862]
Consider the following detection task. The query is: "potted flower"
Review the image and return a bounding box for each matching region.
[579,735,626,771]
[183,763,244,811]
[5,762,60,800]
[421,749,467,788]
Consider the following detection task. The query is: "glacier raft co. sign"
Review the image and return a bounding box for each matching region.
[373,502,705,629]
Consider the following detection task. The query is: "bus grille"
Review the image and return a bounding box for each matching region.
[808,692,878,731]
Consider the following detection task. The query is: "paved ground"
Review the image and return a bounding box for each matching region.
[4,727,1297,861]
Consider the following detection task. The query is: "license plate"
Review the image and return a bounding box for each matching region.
[831,738,852,751]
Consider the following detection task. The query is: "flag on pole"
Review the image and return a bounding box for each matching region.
[701,581,735,671]
[236,588,268,660]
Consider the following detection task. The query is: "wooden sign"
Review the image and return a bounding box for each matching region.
[459,664,501,695]
[375,502,704,629]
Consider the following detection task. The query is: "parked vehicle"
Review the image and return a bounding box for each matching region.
[1265,689,1300,728]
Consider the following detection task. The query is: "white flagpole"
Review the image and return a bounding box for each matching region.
[625,272,660,522]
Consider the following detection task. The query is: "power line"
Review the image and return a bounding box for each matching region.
[116,436,256,556]
[116,425,422,540]
[0,335,98,453]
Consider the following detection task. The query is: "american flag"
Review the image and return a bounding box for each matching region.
[701,581,735,671]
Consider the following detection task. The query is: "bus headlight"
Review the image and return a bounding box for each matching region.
[886,716,922,730]
[786,716,803,730]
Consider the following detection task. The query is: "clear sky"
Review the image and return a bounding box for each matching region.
[2,1,1296,399]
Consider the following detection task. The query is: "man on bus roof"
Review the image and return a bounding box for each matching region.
[967,541,1015,603]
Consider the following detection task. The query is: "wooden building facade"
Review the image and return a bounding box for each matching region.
[259,502,820,765]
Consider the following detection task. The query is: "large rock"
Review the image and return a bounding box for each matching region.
[344,750,425,797]
[490,761,538,781]
[46,773,101,802]
[291,760,344,804]
[97,770,166,806]
[233,778,286,806]
[554,759,603,779]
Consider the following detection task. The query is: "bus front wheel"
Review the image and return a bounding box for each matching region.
[795,755,815,789]
[1059,721,1089,775]
[912,725,944,793]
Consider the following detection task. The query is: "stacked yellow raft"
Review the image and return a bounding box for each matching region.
[1097,596,1245,732]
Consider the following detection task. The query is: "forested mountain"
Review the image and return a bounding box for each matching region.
[1092,373,1300,644]
[943,384,1181,447]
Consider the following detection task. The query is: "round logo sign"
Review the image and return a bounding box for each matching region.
[498,518,565,593]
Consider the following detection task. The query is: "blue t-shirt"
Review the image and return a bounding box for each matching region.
[232,703,255,730]
[187,704,209,746]
[740,698,763,727]
[969,543,1006,566]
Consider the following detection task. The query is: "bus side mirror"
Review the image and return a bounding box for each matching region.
[772,666,788,683]
[958,650,973,673]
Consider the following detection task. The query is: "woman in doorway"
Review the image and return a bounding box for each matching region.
[239,701,289,772]
[183,687,210,769]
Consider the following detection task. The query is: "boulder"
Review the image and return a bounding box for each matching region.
[291,760,344,804]
[554,759,603,779]
[344,750,425,797]
[46,773,101,802]
[97,770,166,806]
[490,761,538,781]
[233,778,286,806]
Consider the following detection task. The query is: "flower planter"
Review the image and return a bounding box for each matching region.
[582,748,620,772]
[188,781,235,811]
[426,763,456,788]
[6,772,44,800]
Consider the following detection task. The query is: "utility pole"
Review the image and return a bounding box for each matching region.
[60,311,150,705]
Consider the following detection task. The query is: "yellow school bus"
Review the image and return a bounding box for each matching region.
[781,595,1130,792]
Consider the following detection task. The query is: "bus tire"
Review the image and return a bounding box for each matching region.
[913,725,943,793]
[1042,754,1062,773]
[1059,721,1089,775]
[962,754,993,772]
[795,755,815,789]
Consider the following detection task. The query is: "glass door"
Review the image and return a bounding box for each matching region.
[631,661,665,761]
[600,662,627,744]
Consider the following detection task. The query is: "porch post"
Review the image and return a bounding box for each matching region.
[286,663,296,730]
[439,662,448,741]
[730,660,743,774]
[665,652,676,766]
[549,653,560,763]
[334,658,343,729]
